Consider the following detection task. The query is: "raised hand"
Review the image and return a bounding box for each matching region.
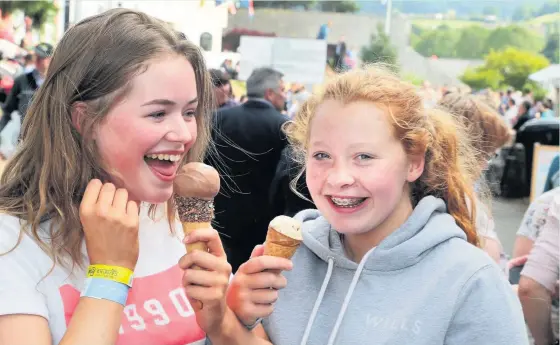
[79,179,140,271]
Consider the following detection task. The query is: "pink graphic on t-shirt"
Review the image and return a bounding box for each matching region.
[59,265,205,345]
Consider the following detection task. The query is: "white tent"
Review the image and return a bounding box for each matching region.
[529,64,560,88]
[530,64,560,117]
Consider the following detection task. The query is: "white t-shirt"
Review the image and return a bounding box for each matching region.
[0,205,206,345]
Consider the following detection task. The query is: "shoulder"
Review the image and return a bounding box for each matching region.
[0,213,55,266]
[0,213,27,251]
[434,237,502,280]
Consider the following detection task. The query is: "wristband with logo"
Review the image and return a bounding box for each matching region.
[87,264,134,287]
[81,277,130,306]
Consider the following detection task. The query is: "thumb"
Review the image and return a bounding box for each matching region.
[250,244,265,259]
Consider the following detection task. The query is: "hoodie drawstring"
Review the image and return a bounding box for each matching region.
[326,247,376,345]
[299,257,334,345]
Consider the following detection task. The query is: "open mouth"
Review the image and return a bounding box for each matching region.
[144,154,182,179]
[329,196,367,208]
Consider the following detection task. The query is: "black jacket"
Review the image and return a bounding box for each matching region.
[0,70,39,133]
[269,146,315,218]
[205,100,288,271]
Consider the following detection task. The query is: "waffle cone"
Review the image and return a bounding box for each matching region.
[181,222,210,252]
[180,222,210,311]
[264,227,302,259]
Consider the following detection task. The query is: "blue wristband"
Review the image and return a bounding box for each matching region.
[81,277,130,306]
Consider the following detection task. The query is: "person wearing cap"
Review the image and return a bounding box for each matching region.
[209,68,238,109]
[0,42,53,135]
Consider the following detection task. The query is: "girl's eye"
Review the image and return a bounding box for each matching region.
[183,110,196,117]
[357,154,374,160]
[149,111,165,118]
[312,152,330,160]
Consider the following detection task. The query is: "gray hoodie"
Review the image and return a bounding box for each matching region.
[263,196,528,345]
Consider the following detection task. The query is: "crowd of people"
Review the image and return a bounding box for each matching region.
[0,7,558,345]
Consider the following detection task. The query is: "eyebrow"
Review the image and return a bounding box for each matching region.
[141,98,198,106]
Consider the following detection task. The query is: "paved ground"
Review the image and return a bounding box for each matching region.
[492,197,531,257]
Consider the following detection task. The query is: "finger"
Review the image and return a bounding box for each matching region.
[250,245,265,259]
[81,179,103,211]
[185,228,226,258]
[179,251,231,275]
[182,268,229,288]
[185,285,224,302]
[126,200,139,217]
[249,288,279,305]
[245,303,274,320]
[239,256,293,275]
[97,183,116,210]
[112,188,129,210]
[245,272,287,290]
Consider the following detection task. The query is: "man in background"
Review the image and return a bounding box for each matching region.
[206,67,288,271]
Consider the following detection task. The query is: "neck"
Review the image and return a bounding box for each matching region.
[342,189,414,262]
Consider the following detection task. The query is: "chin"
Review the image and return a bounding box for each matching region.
[132,187,174,205]
[325,216,374,235]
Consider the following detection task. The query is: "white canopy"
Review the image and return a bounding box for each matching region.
[529,64,560,88]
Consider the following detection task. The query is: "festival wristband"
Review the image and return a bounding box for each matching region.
[81,277,130,306]
[87,264,134,287]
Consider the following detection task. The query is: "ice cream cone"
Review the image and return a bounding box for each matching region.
[181,222,210,254]
[264,227,302,259]
[263,216,303,259]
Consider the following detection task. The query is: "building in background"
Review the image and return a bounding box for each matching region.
[57,0,228,53]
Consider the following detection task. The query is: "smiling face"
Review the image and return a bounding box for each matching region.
[94,54,198,203]
[306,100,424,236]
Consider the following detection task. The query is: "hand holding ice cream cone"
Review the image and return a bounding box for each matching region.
[227,216,301,326]
[174,162,220,310]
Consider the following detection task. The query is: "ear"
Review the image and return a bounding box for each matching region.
[406,154,425,183]
[264,88,273,102]
[70,102,87,135]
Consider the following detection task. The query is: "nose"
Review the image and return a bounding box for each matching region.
[326,162,355,188]
[165,112,194,144]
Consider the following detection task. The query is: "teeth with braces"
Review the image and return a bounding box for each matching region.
[331,197,365,207]
[145,154,181,162]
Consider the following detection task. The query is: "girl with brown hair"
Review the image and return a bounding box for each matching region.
[0,8,231,345]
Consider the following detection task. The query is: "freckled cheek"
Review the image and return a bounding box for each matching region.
[305,164,326,196]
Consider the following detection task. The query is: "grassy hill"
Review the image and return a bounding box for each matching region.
[525,12,560,25]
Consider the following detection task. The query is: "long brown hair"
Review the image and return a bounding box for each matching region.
[0,9,214,269]
[285,65,481,246]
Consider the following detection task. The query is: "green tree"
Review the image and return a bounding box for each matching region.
[512,5,534,21]
[321,1,360,13]
[360,23,398,68]
[455,26,491,59]
[483,25,545,55]
[0,1,57,29]
[460,48,549,90]
[413,25,460,58]
[542,34,559,63]
[536,1,559,17]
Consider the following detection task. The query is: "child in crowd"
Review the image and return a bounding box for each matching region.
[213,65,528,344]
[438,92,513,267]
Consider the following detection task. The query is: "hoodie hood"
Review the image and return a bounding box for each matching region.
[294,195,467,272]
